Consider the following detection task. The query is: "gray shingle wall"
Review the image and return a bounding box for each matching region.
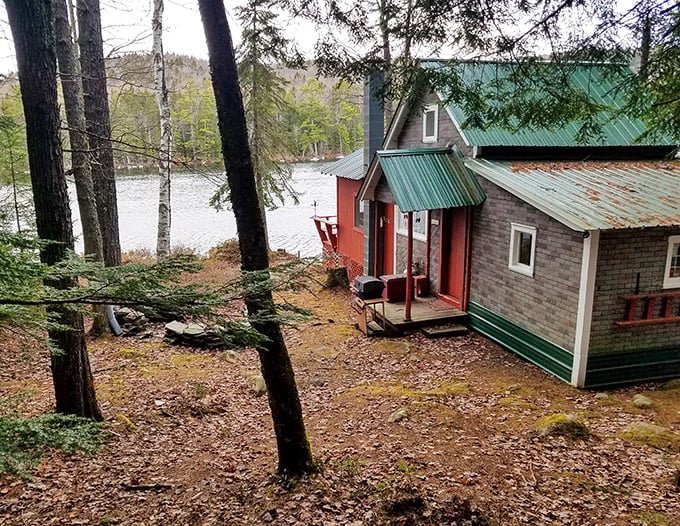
[470,178,583,351]
[589,227,680,355]
[397,93,473,155]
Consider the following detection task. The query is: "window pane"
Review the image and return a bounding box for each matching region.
[671,242,680,278]
[424,110,435,137]
[518,231,533,266]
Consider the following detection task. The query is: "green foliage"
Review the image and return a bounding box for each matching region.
[0,412,104,477]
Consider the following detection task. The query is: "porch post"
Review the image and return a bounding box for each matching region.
[405,211,413,321]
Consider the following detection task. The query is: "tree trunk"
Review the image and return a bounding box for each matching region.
[55,0,110,336]
[197,0,314,477]
[153,0,172,259]
[55,0,103,262]
[5,0,102,420]
[77,0,121,267]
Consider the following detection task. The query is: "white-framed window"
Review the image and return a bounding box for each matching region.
[508,223,537,277]
[663,235,680,289]
[422,103,438,143]
[396,206,427,242]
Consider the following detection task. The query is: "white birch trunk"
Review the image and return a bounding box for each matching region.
[153,0,172,258]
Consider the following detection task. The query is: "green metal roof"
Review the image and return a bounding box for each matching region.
[466,158,680,231]
[422,60,677,148]
[376,148,486,212]
[320,149,364,180]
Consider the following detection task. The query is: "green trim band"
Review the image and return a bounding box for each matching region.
[585,348,680,388]
[468,301,573,382]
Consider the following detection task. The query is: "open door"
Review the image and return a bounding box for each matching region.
[439,207,471,310]
[377,202,395,276]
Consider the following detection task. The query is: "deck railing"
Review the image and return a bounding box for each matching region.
[616,291,680,326]
[311,215,338,252]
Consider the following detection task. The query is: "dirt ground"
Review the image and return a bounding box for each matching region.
[1,259,680,525]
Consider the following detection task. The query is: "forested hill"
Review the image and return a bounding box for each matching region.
[0,53,363,181]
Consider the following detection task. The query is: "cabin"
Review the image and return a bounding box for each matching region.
[322,60,680,388]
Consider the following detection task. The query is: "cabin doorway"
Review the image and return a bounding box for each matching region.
[377,202,395,276]
[439,207,471,310]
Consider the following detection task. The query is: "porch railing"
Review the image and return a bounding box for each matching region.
[311,215,338,252]
[616,291,680,326]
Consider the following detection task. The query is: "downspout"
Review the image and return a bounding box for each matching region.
[404,211,413,321]
[571,229,600,387]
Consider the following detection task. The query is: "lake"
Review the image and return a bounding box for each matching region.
[3,163,337,258]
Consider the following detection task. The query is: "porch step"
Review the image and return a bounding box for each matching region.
[421,324,469,338]
[367,320,385,336]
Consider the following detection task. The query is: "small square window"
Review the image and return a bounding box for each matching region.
[509,223,536,277]
[422,104,438,143]
[663,235,680,289]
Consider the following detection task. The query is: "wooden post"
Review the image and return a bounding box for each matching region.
[405,211,413,321]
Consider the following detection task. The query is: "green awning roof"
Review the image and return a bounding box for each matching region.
[375,148,486,211]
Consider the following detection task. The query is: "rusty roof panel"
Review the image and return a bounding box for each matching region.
[465,159,680,231]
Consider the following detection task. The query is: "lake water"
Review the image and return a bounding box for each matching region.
[3,163,337,258]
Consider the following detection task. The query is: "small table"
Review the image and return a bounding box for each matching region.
[352,296,386,335]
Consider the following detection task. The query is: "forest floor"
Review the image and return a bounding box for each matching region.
[1,256,680,525]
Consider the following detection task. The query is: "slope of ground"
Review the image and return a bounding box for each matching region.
[1,261,679,525]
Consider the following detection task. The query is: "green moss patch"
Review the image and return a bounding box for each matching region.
[536,413,589,440]
[618,423,680,452]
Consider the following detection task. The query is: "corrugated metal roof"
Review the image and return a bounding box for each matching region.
[465,158,680,231]
[422,60,677,148]
[320,149,364,180]
[377,148,486,212]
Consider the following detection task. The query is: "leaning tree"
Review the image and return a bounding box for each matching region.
[197,0,314,477]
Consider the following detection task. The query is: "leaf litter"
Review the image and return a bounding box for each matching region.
[0,264,679,525]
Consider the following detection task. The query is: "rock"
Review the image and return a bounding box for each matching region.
[632,394,653,409]
[594,392,609,400]
[310,374,326,387]
[536,413,589,439]
[115,307,149,335]
[619,423,679,451]
[250,374,267,397]
[389,406,410,423]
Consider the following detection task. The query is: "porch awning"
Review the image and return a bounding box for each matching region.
[360,148,486,212]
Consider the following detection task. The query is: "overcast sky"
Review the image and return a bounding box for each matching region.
[0,0,312,76]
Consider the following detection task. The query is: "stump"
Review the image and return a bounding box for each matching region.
[325,266,350,289]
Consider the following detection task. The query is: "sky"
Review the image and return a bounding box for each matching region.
[0,0,312,76]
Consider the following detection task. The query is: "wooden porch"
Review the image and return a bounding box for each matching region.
[354,296,468,336]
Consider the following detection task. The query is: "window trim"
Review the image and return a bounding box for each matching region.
[422,103,438,143]
[663,234,680,289]
[354,198,365,228]
[396,206,428,242]
[508,223,537,277]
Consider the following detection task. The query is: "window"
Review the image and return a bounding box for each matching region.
[422,104,438,143]
[397,206,427,242]
[509,223,536,277]
[354,198,365,228]
[663,235,680,289]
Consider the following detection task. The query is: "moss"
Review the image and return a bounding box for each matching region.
[346,380,468,400]
[638,512,668,525]
[115,413,136,429]
[372,340,411,357]
[117,348,148,361]
[168,353,212,367]
[618,423,679,452]
[536,413,589,440]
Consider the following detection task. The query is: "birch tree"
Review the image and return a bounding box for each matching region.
[153,0,172,259]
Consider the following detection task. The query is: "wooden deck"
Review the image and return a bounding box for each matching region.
[374,296,468,334]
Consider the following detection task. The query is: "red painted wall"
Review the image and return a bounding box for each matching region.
[336,178,364,278]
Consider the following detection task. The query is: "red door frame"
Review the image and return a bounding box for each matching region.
[438,207,472,310]
[377,202,395,276]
